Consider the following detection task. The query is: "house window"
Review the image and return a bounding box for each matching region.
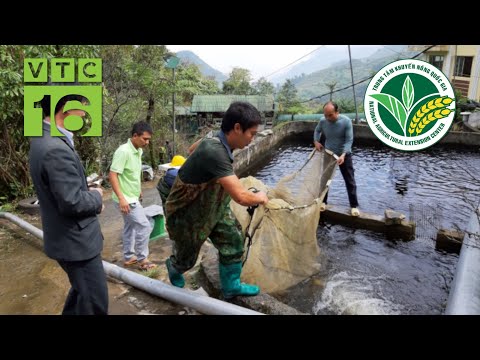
[454,56,473,77]
[429,55,444,70]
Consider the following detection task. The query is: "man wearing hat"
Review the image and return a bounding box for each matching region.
[156,155,186,215]
[164,102,269,299]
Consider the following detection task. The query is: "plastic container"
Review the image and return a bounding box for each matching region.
[149,214,167,241]
[143,204,168,241]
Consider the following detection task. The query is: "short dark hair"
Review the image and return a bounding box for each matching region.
[40,94,87,117]
[221,101,261,133]
[131,121,153,136]
[323,101,339,112]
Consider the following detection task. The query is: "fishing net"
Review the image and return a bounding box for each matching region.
[230,150,338,293]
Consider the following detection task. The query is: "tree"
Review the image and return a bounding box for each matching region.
[253,77,275,96]
[336,98,357,113]
[325,81,337,101]
[99,45,139,175]
[175,63,219,104]
[277,79,299,111]
[0,45,98,203]
[128,45,173,170]
[222,67,254,95]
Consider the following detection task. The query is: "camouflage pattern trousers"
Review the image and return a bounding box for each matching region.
[166,189,245,273]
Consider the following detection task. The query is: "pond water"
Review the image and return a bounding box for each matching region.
[249,141,480,314]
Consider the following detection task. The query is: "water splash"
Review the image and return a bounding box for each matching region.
[313,271,404,315]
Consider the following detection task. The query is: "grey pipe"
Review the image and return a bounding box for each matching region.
[102,262,261,315]
[0,211,263,315]
[445,207,480,315]
[0,211,44,239]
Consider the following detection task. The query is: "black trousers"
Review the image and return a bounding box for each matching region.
[324,153,359,208]
[57,253,108,315]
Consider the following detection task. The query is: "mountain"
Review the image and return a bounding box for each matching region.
[270,45,388,85]
[176,50,227,85]
[292,46,417,105]
[367,45,413,60]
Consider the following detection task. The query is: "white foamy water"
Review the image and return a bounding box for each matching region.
[313,271,404,315]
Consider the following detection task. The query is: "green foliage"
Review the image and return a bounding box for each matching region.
[0,200,16,212]
[222,68,254,95]
[100,45,142,175]
[142,267,161,279]
[75,135,99,174]
[324,81,337,101]
[454,89,469,122]
[277,79,300,111]
[118,45,173,170]
[336,98,359,113]
[0,45,98,201]
[284,104,311,115]
[252,77,275,95]
[294,54,401,104]
[176,63,219,104]
[1,45,226,201]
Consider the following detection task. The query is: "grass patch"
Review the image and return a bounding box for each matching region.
[142,267,161,279]
[0,201,16,213]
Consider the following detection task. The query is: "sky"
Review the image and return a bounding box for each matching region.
[166,45,383,81]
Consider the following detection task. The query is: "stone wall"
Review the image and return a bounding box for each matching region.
[232,121,480,173]
[233,121,313,174]
[439,130,480,146]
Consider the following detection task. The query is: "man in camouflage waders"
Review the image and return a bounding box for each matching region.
[165,101,269,298]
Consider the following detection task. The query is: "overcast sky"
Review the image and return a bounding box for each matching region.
[166,45,383,80]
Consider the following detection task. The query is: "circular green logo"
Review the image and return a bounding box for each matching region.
[364,59,456,151]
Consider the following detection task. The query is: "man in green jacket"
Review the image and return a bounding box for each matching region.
[165,102,269,298]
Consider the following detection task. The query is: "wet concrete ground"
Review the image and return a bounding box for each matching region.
[0,177,202,315]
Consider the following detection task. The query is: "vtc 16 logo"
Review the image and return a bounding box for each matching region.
[24,58,102,137]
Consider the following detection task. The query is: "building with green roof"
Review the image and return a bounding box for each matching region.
[191,95,277,127]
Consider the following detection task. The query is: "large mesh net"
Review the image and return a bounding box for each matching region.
[230,150,338,293]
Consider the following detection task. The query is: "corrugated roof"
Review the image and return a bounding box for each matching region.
[191,95,275,113]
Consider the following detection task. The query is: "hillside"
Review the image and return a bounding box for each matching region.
[270,45,392,85]
[294,47,416,105]
[176,50,227,85]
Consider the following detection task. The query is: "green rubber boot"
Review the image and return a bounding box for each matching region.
[166,258,185,288]
[219,262,260,299]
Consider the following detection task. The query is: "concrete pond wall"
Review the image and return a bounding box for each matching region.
[234,122,480,176]
[204,121,480,314]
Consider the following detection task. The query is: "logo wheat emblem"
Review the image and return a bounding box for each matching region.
[364,59,456,151]
[407,97,454,136]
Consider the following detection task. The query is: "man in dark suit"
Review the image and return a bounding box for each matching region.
[28,95,108,315]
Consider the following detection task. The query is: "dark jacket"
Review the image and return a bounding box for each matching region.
[157,168,179,204]
[29,122,103,261]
